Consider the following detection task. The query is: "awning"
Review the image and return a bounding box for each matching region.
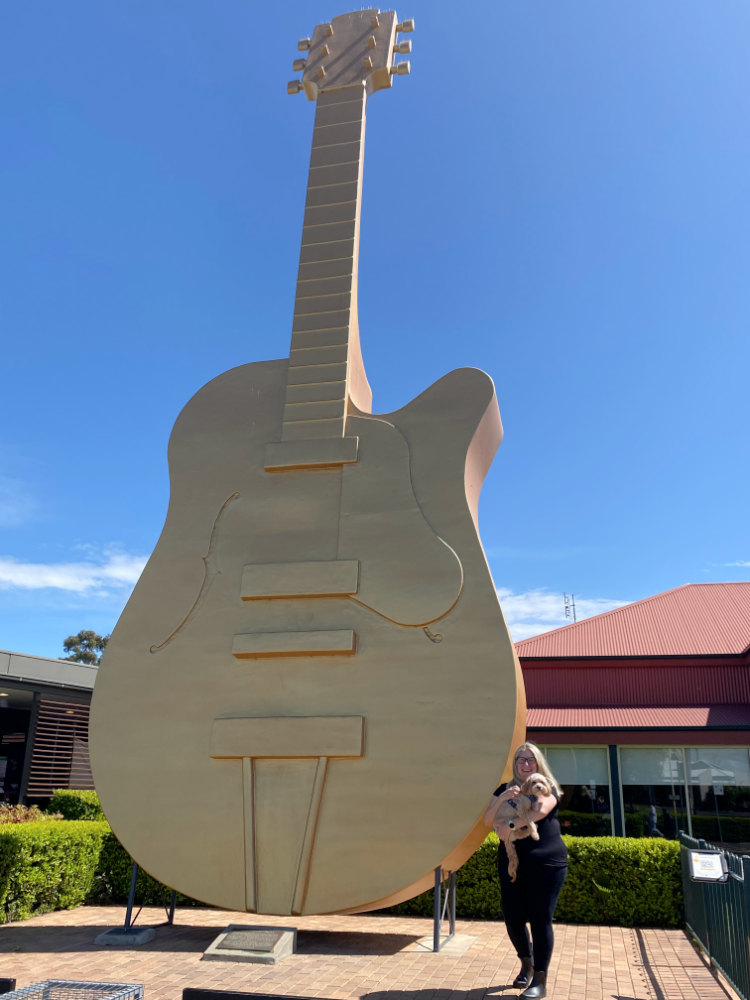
[526,706,750,729]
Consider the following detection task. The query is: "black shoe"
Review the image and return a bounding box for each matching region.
[512,958,534,988]
[519,971,547,999]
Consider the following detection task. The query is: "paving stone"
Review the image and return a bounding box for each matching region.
[0,908,728,1000]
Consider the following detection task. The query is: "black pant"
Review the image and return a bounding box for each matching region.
[497,861,567,973]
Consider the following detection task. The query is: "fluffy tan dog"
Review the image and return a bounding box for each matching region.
[494,773,552,880]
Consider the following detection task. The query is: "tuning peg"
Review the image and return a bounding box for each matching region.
[287,80,303,95]
[396,19,415,33]
[324,23,334,36]
[317,65,326,79]
[321,44,330,57]
[368,35,377,49]
[293,58,307,72]
[371,16,379,28]
[393,40,412,54]
[297,38,311,51]
[390,61,411,76]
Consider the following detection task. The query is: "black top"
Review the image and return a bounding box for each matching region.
[494,783,568,868]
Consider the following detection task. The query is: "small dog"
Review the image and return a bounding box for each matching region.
[493,773,552,880]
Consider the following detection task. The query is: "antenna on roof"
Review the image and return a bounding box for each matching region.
[564,593,577,623]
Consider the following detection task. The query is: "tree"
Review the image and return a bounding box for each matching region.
[61,630,110,666]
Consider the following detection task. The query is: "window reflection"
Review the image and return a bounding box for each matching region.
[620,748,686,840]
[686,748,750,849]
[542,747,612,837]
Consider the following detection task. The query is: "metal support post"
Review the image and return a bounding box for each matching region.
[433,866,441,952]
[449,870,456,937]
[124,861,139,929]
[168,889,177,925]
[432,866,457,952]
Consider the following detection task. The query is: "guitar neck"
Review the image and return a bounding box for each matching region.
[281,84,372,443]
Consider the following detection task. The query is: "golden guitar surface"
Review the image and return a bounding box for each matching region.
[89,7,525,917]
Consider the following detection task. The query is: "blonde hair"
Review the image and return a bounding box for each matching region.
[512,742,561,796]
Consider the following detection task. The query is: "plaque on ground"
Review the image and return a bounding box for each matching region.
[202,925,296,964]
[219,929,284,952]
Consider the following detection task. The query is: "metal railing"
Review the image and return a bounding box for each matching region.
[680,831,750,1000]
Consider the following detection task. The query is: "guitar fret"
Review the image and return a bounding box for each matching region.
[291,330,350,350]
[305,182,358,207]
[298,241,355,265]
[293,314,351,335]
[307,162,360,186]
[295,276,353,296]
[285,381,346,404]
[290,345,348,366]
[297,259,353,280]
[312,122,363,147]
[301,220,356,245]
[283,400,347,422]
[309,143,361,169]
[294,294,351,315]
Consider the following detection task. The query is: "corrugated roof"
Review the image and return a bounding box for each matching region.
[527,706,750,729]
[514,583,750,659]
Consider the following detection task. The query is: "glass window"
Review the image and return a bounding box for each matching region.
[620,748,687,839]
[543,747,612,837]
[686,748,750,849]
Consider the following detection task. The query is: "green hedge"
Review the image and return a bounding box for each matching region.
[0,821,108,923]
[48,790,104,822]
[380,834,683,927]
[0,820,684,927]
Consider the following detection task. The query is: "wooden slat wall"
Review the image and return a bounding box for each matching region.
[26,698,94,798]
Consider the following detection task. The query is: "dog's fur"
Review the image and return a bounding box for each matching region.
[493,773,553,880]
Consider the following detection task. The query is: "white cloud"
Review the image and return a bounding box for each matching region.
[0,550,148,595]
[496,587,629,642]
[726,560,750,567]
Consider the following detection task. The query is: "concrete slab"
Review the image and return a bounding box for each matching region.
[202,924,296,965]
[411,932,478,955]
[93,925,156,946]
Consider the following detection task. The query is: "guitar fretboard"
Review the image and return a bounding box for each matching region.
[281,84,370,442]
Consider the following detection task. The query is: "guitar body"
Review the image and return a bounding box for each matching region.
[90,359,525,915]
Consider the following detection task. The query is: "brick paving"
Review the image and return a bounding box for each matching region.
[0,907,735,1000]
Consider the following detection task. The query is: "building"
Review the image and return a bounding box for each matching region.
[0,648,96,805]
[516,582,750,847]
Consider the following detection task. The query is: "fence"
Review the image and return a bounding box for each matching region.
[680,831,750,1000]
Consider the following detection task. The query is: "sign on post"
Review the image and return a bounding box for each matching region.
[690,851,729,882]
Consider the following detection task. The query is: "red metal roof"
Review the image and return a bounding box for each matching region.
[527,706,750,729]
[514,583,750,659]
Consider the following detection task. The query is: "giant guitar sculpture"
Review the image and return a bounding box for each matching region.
[90,9,526,917]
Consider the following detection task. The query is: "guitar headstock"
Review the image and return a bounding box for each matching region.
[287,9,414,101]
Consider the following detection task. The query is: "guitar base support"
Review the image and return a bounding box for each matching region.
[94,861,177,946]
[433,865,456,952]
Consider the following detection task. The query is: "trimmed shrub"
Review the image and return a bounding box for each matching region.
[380,834,682,927]
[557,836,682,927]
[0,820,108,923]
[48,790,104,822]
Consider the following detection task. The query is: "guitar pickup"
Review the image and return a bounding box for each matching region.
[240,560,359,600]
[232,630,356,658]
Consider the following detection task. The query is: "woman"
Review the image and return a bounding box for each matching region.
[484,743,568,999]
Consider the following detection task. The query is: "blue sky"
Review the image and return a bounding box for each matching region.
[1,1,749,657]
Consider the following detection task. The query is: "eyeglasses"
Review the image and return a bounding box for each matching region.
[515,756,537,765]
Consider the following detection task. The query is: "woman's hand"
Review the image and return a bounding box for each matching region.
[483,786,522,828]
[498,785,521,803]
